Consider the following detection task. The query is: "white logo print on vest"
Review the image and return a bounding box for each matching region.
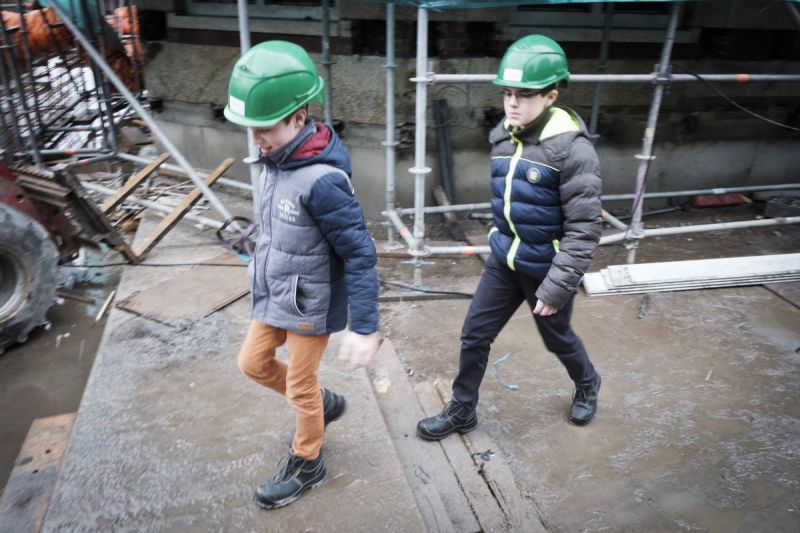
[278,198,300,222]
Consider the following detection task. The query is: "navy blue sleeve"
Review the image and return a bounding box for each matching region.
[307,172,379,334]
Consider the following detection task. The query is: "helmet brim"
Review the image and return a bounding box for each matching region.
[224,76,325,128]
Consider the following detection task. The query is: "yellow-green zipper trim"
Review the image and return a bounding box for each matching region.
[504,124,524,271]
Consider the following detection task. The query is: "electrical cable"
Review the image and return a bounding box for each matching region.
[61,263,478,298]
[670,64,800,132]
[380,280,474,298]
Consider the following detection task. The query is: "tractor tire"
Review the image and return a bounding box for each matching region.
[0,204,58,354]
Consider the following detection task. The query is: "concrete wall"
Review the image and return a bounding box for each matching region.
[140,2,800,220]
[152,102,800,221]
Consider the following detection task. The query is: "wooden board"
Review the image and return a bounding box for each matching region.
[414,380,508,532]
[0,413,76,533]
[368,340,478,533]
[115,253,249,327]
[132,158,234,258]
[100,153,170,214]
[431,382,547,533]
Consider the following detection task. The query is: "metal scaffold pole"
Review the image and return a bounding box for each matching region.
[237,0,262,226]
[625,1,681,264]
[589,2,614,139]
[384,1,397,243]
[411,7,431,284]
[321,0,333,127]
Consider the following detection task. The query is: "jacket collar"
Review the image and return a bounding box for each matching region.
[258,119,317,167]
[490,106,582,145]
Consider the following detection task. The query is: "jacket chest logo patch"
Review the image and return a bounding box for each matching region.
[278,198,300,222]
[527,168,541,183]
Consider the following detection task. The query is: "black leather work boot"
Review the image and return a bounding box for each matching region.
[569,374,601,425]
[287,387,347,447]
[255,452,326,509]
[417,400,478,441]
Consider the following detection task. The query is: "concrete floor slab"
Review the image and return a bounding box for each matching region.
[41,205,425,532]
[379,206,800,532]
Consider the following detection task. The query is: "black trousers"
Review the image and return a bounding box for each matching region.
[452,254,598,411]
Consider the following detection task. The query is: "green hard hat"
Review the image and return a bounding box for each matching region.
[224,40,325,128]
[493,35,570,90]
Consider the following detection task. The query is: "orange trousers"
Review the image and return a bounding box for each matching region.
[238,320,330,460]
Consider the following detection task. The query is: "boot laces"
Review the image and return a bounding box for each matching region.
[442,400,465,417]
[272,454,302,482]
[573,381,594,404]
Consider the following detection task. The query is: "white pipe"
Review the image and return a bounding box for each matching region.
[384,2,397,242]
[81,181,223,229]
[237,0,262,225]
[626,2,681,264]
[383,209,419,250]
[411,8,430,256]
[322,0,333,126]
[601,216,800,245]
[117,152,253,192]
[420,73,800,84]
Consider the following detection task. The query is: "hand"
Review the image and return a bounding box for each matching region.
[338,331,382,368]
[533,299,558,316]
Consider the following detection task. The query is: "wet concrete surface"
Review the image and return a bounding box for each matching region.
[30,199,800,531]
[380,206,800,531]
[41,207,425,531]
[0,266,120,491]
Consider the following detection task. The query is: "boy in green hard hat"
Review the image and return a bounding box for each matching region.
[225,40,380,509]
[418,35,603,440]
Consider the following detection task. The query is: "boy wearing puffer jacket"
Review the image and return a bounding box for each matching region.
[225,41,380,509]
[418,35,602,441]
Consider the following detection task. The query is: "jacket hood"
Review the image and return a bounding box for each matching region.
[283,120,352,176]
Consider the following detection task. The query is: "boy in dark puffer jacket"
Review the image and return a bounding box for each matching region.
[225,41,380,509]
[418,35,602,441]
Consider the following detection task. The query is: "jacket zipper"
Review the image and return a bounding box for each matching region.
[504,131,524,270]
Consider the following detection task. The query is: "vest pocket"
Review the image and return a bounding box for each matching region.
[291,275,305,316]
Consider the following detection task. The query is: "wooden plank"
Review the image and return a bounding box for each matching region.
[0,413,76,533]
[100,152,170,214]
[368,340,478,533]
[132,158,233,259]
[433,185,468,242]
[763,281,800,308]
[432,382,547,533]
[115,252,248,328]
[415,380,508,533]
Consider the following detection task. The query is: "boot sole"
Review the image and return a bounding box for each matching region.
[569,409,597,426]
[255,478,326,510]
[417,421,478,441]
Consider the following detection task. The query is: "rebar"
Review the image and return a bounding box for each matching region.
[50,1,238,226]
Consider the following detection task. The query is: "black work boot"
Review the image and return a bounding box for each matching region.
[287,387,347,447]
[417,400,478,441]
[255,452,326,509]
[569,374,601,425]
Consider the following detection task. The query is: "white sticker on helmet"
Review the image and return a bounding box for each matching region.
[503,68,523,82]
[229,96,245,116]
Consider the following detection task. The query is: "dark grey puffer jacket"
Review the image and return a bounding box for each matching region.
[249,120,378,335]
[488,106,602,309]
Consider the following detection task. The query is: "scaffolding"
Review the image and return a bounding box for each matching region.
[0,0,245,244]
[372,1,800,282]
